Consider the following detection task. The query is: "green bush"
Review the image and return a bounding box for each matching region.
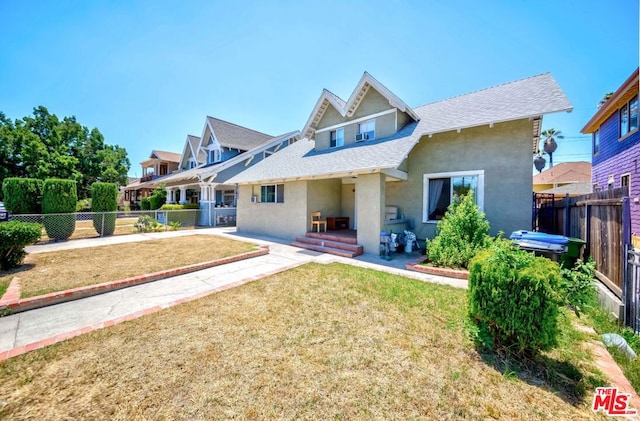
[1,178,43,214]
[0,221,42,270]
[560,258,598,317]
[160,203,200,210]
[76,198,92,212]
[140,197,151,210]
[42,179,77,241]
[134,215,164,233]
[160,204,184,210]
[149,187,166,210]
[468,239,562,356]
[91,182,118,236]
[425,191,490,268]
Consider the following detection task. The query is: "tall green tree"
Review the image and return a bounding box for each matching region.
[0,106,130,199]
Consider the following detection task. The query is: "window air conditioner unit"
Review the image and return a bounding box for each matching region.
[251,195,257,203]
[355,133,364,141]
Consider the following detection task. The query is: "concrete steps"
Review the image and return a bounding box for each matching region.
[292,232,363,258]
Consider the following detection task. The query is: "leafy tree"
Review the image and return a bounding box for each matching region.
[0,106,130,199]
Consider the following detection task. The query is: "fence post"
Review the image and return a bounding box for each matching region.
[101,212,105,238]
[564,193,570,237]
[584,204,591,260]
[622,198,632,326]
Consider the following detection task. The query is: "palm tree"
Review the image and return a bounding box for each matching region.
[533,154,546,173]
[540,128,563,168]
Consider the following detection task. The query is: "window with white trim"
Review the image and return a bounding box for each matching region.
[423,170,484,222]
[356,120,375,141]
[260,184,284,203]
[621,173,630,194]
[209,149,221,164]
[223,189,236,206]
[330,128,344,148]
[620,95,638,138]
[188,158,197,169]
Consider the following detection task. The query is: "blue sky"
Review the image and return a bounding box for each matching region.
[1,0,638,177]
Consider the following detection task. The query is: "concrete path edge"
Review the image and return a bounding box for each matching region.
[0,245,269,314]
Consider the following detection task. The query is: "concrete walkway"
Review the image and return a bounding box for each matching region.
[1,228,465,359]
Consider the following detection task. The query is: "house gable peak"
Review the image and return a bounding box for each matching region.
[302,72,419,139]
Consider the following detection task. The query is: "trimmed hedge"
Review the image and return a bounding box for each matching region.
[468,239,562,356]
[91,182,118,236]
[42,179,77,241]
[1,178,43,214]
[0,221,42,270]
[160,203,200,210]
[140,197,151,210]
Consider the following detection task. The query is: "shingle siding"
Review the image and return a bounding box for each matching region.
[593,112,640,165]
[592,140,640,235]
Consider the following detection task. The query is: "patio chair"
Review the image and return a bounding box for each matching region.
[311,211,327,233]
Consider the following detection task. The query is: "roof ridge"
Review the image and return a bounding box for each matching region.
[414,72,552,108]
[323,88,346,104]
[206,116,272,138]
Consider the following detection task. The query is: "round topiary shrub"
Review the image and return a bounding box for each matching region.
[0,220,42,270]
[468,239,562,356]
[1,178,43,214]
[42,179,77,241]
[91,182,118,236]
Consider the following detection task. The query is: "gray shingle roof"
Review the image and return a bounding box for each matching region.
[157,131,300,186]
[186,135,205,165]
[228,73,572,185]
[207,116,273,151]
[413,73,572,134]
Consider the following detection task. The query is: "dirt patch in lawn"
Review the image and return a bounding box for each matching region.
[0,263,608,419]
[0,235,257,298]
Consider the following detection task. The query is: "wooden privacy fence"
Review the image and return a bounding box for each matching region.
[535,187,630,298]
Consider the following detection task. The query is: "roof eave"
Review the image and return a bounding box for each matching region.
[581,68,639,134]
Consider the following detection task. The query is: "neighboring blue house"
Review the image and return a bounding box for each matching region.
[148,116,299,226]
[582,68,639,244]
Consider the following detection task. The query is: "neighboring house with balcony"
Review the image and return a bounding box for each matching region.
[582,67,639,243]
[227,71,572,256]
[123,150,181,207]
[150,116,299,226]
[533,161,592,196]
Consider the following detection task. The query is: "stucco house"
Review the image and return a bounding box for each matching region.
[227,72,573,256]
[582,67,639,243]
[150,116,300,226]
[533,161,592,196]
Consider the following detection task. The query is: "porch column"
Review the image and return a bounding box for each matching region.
[166,187,174,204]
[356,173,386,255]
[199,183,208,202]
[179,186,187,204]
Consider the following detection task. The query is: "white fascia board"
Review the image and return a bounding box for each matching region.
[315,109,397,134]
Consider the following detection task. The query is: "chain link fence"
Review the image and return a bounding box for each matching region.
[9,210,202,241]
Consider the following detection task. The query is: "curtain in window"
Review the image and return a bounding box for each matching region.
[428,179,444,215]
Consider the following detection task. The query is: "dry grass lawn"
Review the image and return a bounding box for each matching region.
[0,235,257,298]
[0,263,608,420]
[36,217,146,243]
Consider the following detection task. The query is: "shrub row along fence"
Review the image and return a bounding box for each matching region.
[9,210,202,241]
